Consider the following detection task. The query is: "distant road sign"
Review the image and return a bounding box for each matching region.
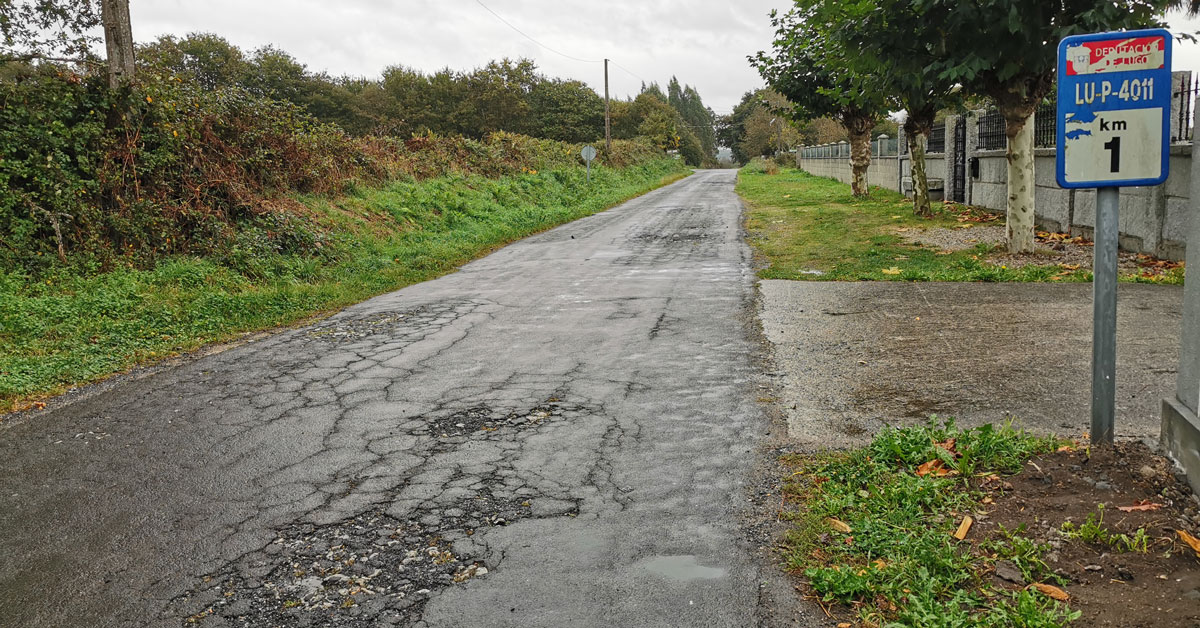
[1056,29,1172,188]
[581,145,597,162]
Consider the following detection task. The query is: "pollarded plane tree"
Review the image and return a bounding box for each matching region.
[813,0,963,217]
[751,6,889,197]
[911,0,1171,253]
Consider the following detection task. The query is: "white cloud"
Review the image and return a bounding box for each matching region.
[120,2,1200,114]
[125,0,790,112]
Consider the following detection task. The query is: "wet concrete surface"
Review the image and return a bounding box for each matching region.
[0,171,813,627]
[759,281,1183,449]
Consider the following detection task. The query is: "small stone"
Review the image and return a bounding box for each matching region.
[1094,481,1113,491]
[1139,465,1159,480]
[1084,564,1103,571]
[994,560,1024,584]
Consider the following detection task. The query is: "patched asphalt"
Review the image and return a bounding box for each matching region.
[0,170,803,627]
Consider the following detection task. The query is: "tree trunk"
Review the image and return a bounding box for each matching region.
[1001,105,1037,253]
[847,127,872,197]
[101,0,135,88]
[909,131,931,217]
[904,111,935,217]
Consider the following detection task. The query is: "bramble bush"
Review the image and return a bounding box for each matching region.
[0,61,664,277]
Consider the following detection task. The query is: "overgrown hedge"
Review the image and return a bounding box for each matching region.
[0,63,664,275]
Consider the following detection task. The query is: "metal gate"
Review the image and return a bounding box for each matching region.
[952,118,967,203]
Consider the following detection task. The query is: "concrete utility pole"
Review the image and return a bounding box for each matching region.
[101,0,135,88]
[604,58,612,152]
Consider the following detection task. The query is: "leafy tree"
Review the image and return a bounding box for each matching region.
[668,76,717,162]
[810,0,963,216]
[243,45,309,103]
[139,33,248,91]
[751,6,889,196]
[913,0,1170,251]
[718,89,802,163]
[461,58,537,136]
[528,78,604,142]
[1,0,132,87]
[0,0,99,62]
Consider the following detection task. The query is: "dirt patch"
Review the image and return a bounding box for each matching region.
[898,224,1005,252]
[973,442,1200,628]
[898,226,1183,278]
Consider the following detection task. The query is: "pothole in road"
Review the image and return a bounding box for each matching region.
[631,229,713,243]
[426,399,567,439]
[173,488,565,627]
[304,299,478,344]
[305,309,429,342]
[172,398,590,627]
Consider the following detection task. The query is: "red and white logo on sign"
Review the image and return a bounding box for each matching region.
[1064,36,1166,75]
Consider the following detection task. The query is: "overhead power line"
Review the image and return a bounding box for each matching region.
[474,0,602,64]
[609,59,645,83]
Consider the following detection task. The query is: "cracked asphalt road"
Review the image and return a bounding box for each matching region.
[0,170,778,627]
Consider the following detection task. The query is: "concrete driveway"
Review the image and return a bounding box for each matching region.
[759,280,1183,449]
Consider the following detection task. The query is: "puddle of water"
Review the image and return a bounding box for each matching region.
[642,555,727,581]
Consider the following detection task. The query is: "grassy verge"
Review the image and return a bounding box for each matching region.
[0,160,687,412]
[737,165,1183,284]
[780,420,1075,627]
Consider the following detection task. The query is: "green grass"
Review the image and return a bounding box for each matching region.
[1059,504,1151,553]
[736,166,1181,284]
[780,419,1077,627]
[0,160,687,411]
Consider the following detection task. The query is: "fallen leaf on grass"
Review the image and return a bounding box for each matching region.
[891,215,902,219]
[981,496,994,505]
[1178,530,1200,557]
[837,623,851,628]
[936,250,953,255]
[826,518,852,534]
[1059,263,1081,271]
[1117,500,1163,512]
[1029,583,1070,601]
[881,267,902,275]
[32,401,46,410]
[953,515,974,540]
[934,438,957,454]
[915,459,953,477]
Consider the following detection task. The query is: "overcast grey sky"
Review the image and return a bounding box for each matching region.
[126,1,1200,114]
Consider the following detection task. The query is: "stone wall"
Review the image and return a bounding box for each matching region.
[794,87,1196,260]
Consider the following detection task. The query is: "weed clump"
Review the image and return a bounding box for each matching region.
[780,419,1076,627]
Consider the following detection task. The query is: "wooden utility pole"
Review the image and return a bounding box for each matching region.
[101,0,135,88]
[604,58,611,152]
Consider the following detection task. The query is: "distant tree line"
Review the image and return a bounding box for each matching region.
[130,34,720,166]
[717,88,896,165]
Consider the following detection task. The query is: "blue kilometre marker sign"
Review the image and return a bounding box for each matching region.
[1056,29,1172,188]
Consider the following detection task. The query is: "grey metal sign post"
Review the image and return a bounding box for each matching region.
[581,145,597,182]
[1092,187,1119,443]
[1056,29,1172,445]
